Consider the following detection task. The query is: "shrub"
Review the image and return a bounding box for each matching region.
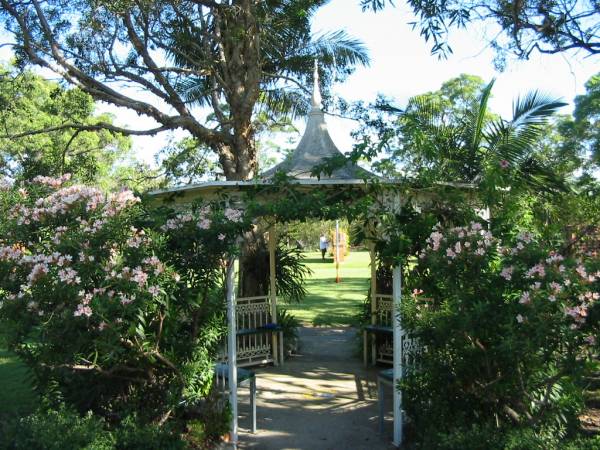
[0,177,246,435]
[0,406,115,450]
[401,222,600,448]
[0,406,187,450]
[277,308,301,354]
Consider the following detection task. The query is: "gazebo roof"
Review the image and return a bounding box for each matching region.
[261,63,371,181]
[148,64,475,205]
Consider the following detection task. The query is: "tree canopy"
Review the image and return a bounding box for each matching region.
[0,64,142,188]
[1,0,369,181]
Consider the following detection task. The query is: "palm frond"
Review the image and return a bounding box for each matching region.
[257,88,310,120]
[307,30,370,68]
[469,79,495,152]
[511,91,566,128]
[175,76,212,107]
[515,156,570,194]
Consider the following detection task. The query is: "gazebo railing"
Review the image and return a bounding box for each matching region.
[400,332,421,373]
[376,294,393,327]
[375,294,394,364]
[234,295,281,367]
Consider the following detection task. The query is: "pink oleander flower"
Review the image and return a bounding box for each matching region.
[546,253,565,264]
[120,294,135,306]
[585,335,596,346]
[446,248,456,259]
[500,266,513,281]
[517,232,534,244]
[549,281,562,293]
[0,245,23,262]
[565,305,588,324]
[103,190,140,217]
[224,207,243,223]
[428,231,444,251]
[499,159,510,169]
[131,267,148,287]
[148,285,160,297]
[475,248,485,256]
[525,264,546,279]
[28,263,49,284]
[519,292,531,305]
[454,241,462,254]
[218,233,226,241]
[576,265,588,279]
[74,304,92,317]
[198,218,211,230]
[516,314,525,323]
[58,267,80,285]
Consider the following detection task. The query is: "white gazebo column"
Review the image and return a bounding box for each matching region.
[368,239,377,366]
[392,265,403,447]
[268,223,279,365]
[226,255,238,447]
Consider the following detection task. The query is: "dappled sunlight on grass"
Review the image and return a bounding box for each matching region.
[283,251,370,326]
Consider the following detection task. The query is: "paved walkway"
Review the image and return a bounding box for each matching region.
[236,326,396,450]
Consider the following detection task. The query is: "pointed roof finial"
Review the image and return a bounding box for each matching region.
[312,59,322,110]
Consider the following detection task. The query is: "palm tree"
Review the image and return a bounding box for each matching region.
[393,80,567,202]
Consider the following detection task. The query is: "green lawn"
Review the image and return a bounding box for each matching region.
[283,250,370,327]
[0,346,37,418]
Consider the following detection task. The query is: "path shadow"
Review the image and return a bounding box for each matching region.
[237,327,396,450]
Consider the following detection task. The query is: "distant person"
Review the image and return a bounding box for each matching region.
[319,233,328,260]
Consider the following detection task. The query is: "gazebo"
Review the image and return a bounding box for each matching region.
[151,65,417,448]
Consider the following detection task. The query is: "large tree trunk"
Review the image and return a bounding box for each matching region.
[212,0,261,182]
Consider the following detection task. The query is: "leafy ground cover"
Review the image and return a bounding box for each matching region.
[283,250,370,326]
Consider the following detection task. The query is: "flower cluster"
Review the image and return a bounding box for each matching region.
[0,179,174,322]
[11,184,140,227]
[161,213,193,231]
[412,224,599,346]
[224,207,243,223]
[32,174,71,188]
[420,222,495,261]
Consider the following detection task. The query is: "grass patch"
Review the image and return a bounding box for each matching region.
[0,346,37,419]
[283,250,370,327]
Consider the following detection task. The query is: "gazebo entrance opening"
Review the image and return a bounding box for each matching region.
[149,65,468,448]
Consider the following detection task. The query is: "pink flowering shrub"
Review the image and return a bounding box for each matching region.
[402,222,600,447]
[0,177,239,432]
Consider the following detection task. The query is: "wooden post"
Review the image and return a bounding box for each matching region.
[226,255,238,447]
[268,223,279,365]
[392,265,403,447]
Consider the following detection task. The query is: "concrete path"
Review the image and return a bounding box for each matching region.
[236,326,396,450]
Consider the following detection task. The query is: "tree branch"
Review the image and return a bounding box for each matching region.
[2,122,171,139]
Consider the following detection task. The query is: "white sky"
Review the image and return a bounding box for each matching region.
[1,0,598,167]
